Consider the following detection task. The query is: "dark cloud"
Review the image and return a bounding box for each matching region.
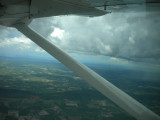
[28,11,160,64]
[0,7,160,64]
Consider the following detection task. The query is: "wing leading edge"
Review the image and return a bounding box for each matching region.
[0,0,106,26]
[29,0,106,18]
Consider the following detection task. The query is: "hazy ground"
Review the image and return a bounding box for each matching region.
[0,57,159,120]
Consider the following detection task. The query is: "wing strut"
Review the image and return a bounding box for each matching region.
[15,24,160,120]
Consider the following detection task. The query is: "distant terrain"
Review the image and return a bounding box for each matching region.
[0,57,159,120]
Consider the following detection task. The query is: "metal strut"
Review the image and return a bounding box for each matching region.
[15,24,160,120]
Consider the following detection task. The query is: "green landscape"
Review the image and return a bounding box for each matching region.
[0,57,160,120]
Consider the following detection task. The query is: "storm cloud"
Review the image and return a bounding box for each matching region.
[29,11,160,63]
[0,9,160,64]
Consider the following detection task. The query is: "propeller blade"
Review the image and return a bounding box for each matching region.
[15,24,160,120]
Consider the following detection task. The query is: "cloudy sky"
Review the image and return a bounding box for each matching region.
[0,6,160,68]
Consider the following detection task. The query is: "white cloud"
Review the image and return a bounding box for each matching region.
[35,48,45,53]
[50,27,65,39]
[0,35,33,50]
[12,37,31,44]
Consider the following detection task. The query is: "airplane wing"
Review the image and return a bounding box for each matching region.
[30,0,160,18]
[1,0,160,26]
[0,0,106,26]
[30,0,106,18]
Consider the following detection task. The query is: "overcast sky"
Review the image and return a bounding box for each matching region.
[0,7,160,68]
